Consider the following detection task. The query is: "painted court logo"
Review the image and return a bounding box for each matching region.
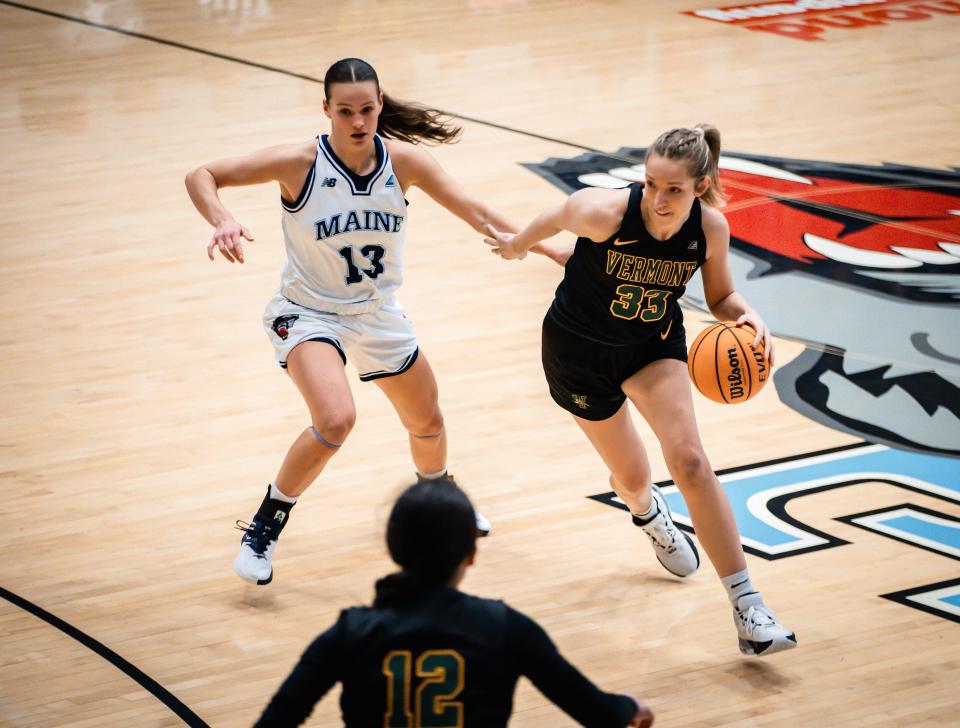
[590,444,960,621]
[684,0,960,41]
[524,148,960,458]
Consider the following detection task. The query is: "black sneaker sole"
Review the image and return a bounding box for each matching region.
[739,633,797,656]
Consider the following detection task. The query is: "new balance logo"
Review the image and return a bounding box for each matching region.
[572,394,589,409]
[385,174,396,188]
[688,240,699,250]
[321,177,337,188]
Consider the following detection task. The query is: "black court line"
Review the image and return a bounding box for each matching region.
[880,576,960,625]
[8,0,958,198]
[0,0,604,155]
[0,585,210,728]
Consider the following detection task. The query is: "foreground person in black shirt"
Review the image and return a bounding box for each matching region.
[254,479,653,727]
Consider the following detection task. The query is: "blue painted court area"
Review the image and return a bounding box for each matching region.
[661,445,960,556]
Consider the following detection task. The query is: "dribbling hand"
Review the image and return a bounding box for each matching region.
[735,312,775,367]
[207,219,254,264]
[622,693,654,727]
[483,224,527,260]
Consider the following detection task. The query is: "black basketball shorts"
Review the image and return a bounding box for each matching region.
[541,308,688,421]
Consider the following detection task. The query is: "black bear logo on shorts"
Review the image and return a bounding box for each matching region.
[272,314,299,341]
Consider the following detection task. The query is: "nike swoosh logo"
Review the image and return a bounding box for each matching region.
[612,237,640,246]
[660,320,673,340]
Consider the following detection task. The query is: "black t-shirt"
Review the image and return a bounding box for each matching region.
[550,183,707,345]
[254,586,637,727]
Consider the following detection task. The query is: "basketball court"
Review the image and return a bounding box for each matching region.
[1,1,958,725]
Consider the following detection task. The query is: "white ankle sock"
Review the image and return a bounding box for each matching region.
[721,568,756,605]
[417,469,448,480]
[269,482,298,504]
[631,488,657,520]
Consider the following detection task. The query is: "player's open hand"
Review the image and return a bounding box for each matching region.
[622,693,654,727]
[483,224,527,260]
[735,312,775,367]
[207,219,254,264]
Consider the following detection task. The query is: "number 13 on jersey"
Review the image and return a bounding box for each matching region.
[383,649,465,728]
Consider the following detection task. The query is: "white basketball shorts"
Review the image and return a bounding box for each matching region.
[262,293,419,381]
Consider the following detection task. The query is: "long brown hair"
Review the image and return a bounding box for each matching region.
[323,58,461,145]
[645,124,729,207]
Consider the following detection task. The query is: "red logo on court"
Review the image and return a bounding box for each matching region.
[718,156,960,302]
[683,0,960,41]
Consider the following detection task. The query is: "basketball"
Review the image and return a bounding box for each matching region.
[688,322,770,404]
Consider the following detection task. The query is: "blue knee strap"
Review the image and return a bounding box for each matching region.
[310,426,342,449]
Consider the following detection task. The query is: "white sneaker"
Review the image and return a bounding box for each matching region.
[633,485,700,577]
[233,517,282,585]
[475,509,492,537]
[733,593,798,656]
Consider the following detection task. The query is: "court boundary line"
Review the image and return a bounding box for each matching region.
[5,0,956,195]
[0,0,604,155]
[0,585,210,728]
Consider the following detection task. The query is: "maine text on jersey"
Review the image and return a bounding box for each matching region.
[315,210,405,240]
[605,251,699,287]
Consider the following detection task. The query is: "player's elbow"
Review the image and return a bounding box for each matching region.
[184,167,201,192]
[185,165,214,193]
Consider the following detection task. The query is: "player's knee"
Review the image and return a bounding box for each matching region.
[407,407,444,438]
[313,410,356,444]
[667,446,711,486]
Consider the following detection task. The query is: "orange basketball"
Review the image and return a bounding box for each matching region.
[688,322,770,404]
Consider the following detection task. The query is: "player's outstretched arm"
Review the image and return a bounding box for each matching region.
[507,606,652,727]
[390,141,570,266]
[253,619,343,727]
[484,187,622,261]
[185,141,314,263]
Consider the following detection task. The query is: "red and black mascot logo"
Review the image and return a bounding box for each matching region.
[271,314,299,341]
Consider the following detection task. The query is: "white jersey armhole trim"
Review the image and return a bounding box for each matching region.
[281,162,317,213]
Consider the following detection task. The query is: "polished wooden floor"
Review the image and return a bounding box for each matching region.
[1,1,958,726]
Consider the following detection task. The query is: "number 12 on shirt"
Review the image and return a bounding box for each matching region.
[383,649,465,728]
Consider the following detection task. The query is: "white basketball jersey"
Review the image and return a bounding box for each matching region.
[278,134,406,314]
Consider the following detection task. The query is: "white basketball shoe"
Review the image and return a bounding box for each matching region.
[633,484,700,577]
[233,515,284,585]
[733,592,798,656]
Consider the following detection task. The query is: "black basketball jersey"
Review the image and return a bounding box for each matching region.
[550,183,707,345]
[254,586,637,727]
